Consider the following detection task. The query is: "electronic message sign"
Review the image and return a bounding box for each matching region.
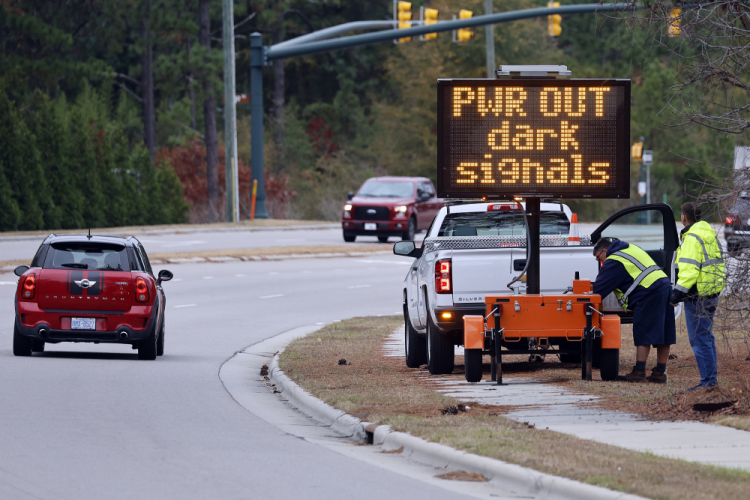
[437,79,630,199]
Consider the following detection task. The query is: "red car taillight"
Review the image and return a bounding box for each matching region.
[135,277,149,303]
[22,273,36,299]
[435,259,452,294]
[725,215,738,225]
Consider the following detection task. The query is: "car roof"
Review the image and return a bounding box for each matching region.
[42,234,137,246]
[363,176,431,183]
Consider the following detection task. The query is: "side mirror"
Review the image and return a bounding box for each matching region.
[393,241,423,259]
[14,265,29,277]
[418,192,430,202]
[347,192,354,200]
[158,269,174,284]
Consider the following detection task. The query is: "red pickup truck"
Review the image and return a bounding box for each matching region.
[342,176,444,243]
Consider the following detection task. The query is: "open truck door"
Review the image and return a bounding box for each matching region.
[590,203,679,322]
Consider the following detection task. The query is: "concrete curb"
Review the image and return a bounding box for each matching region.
[0,223,340,242]
[269,334,648,500]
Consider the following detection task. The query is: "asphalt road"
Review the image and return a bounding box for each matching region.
[0,255,508,500]
[0,227,428,263]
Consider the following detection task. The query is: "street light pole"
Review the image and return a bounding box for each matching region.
[222,0,239,222]
[250,33,269,219]
[485,0,495,78]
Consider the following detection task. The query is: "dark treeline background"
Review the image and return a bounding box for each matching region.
[0,0,734,229]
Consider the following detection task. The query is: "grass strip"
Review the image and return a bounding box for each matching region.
[279,316,750,500]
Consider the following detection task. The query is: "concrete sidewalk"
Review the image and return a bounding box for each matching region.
[383,330,750,472]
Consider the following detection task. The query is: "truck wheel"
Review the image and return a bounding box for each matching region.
[31,339,45,352]
[138,329,158,360]
[343,231,356,243]
[378,235,389,243]
[464,349,483,382]
[13,323,32,357]
[426,314,454,375]
[404,307,427,368]
[599,348,620,381]
[402,217,416,241]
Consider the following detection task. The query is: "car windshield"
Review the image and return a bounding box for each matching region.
[358,181,414,198]
[438,211,570,237]
[43,242,130,271]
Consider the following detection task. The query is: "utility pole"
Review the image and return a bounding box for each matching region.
[485,0,495,78]
[250,33,269,219]
[222,0,239,222]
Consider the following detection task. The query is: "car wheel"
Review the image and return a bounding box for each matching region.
[31,339,45,352]
[426,311,454,375]
[343,231,356,243]
[377,235,389,243]
[156,321,165,356]
[138,328,158,360]
[464,349,483,382]
[599,348,620,381]
[13,323,32,356]
[402,217,416,241]
[404,305,427,368]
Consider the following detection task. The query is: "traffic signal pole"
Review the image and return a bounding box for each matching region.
[250,3,647,220]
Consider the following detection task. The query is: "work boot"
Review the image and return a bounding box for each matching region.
[647,368,667,384]
[623,366,647,383]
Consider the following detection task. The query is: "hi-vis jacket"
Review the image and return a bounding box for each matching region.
[605,243,669,311]
[674,221,725,299]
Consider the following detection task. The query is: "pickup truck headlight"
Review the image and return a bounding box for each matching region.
[394,205,408,219]
[343,204,352,219]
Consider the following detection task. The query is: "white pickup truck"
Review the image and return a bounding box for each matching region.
[393,202,679,374]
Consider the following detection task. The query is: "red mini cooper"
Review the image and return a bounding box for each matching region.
[13,234,172,360]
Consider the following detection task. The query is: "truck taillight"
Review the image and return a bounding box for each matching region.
[435,259,452,294]
[135,277,149,303]
[22,273,36,299]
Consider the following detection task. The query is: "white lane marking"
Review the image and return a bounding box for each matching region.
[347,285,371,289]
[268,272,279,275]
[171,278,183,282]
[275,238,303,242]
[356,259,410,266]
[235,274,246,277]
[174,304,197,308]
[203,276,213,280]
[0,282,17,285]
[260,294,284,299]
[301,271,312,274]
[160,240,206,248]
[315,322,326,325]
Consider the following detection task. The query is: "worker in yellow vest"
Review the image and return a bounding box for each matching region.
[670,203,725,391]
[593,237,675,383]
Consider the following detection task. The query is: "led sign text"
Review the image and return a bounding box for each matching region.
[437,80,630,199]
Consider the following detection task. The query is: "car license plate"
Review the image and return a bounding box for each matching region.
[71,317,96,330]
[365,223,377,231]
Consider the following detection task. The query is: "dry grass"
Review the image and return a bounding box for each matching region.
[280,316,750,500]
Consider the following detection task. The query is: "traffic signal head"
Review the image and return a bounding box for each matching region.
[423,7,438,40]
[397,1,412,43]
[547,2,562,37]
[631,142,643,161]
[668,8,681,37]
[456,9,473,43]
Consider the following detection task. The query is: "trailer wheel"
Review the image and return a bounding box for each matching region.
[599,348,620,381]
[426,313,454,375]
[404,306,427,368]
[464,349,483,382]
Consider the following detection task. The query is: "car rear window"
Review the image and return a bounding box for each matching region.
[43,243,131,271]
[438,211,570,237]
[730,198,750,216]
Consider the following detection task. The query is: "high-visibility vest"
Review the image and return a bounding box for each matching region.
[605,243,668,310]
[675,221,725,297]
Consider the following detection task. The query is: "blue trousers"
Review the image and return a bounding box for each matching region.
[684,297,719,387]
